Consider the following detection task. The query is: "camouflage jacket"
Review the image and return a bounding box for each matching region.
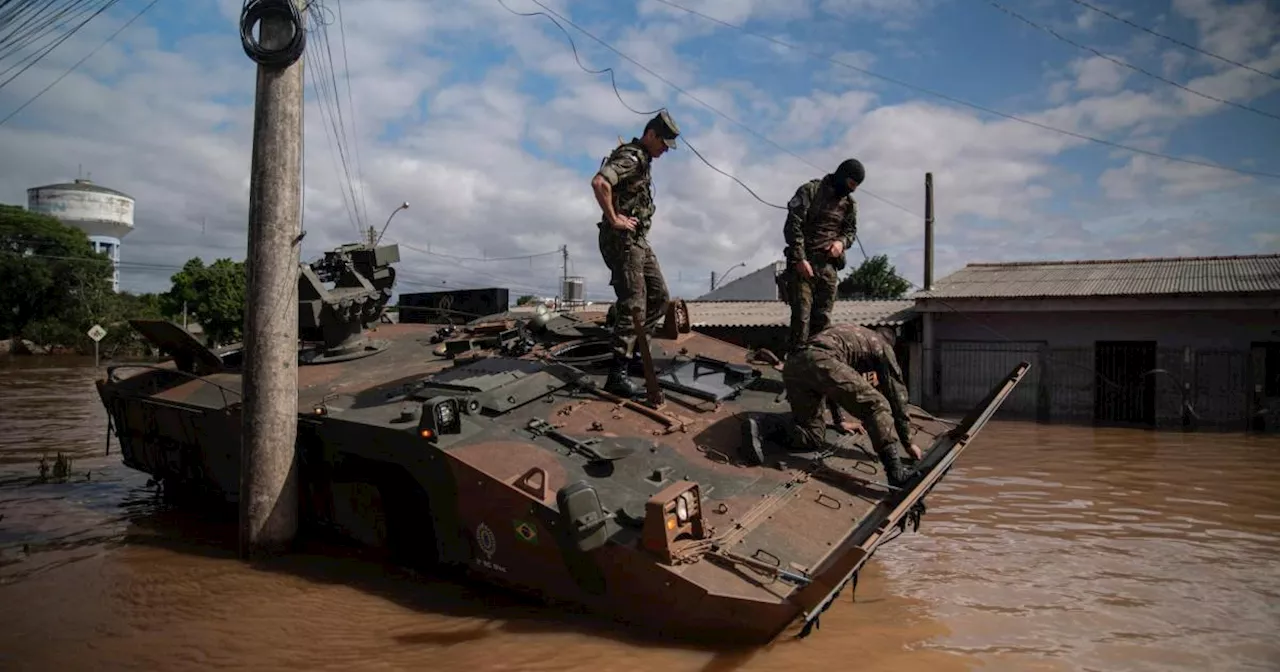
[783,175,857,267]
[807,324,912,445]
[597,139,656,238]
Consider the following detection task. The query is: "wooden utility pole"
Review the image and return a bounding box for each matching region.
[240,0,307,559]
[924,172,934,291]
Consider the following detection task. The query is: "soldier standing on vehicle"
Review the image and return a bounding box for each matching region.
[783,323,922,488]
[590,110,681,398]
[782,158,864,354]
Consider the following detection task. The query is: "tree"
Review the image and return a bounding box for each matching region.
[516,294,539,306]
[162,257,247,346]
[0,204,115,345]
[837,254,912,300]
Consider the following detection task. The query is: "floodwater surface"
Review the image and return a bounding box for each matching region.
[1,358,1278,672]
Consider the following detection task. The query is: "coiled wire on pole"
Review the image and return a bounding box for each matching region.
[240,0,307,67]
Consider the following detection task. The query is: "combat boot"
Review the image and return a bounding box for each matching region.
[604,355,645,398]
[875,442,914,489]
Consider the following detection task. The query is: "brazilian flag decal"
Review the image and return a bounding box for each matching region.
[513,519,538,544]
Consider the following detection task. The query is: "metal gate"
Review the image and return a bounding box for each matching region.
[936,341,1041,416]
[1195,349,1248,430]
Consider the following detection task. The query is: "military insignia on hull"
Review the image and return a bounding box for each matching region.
[476,522,496,559]
[513,519,538,544]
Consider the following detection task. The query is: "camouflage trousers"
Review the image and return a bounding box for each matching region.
[598,223,669,359]
[785,258,838,353]
[783,346,903,453]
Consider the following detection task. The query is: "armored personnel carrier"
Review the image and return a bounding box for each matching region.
[95,242,1029,645]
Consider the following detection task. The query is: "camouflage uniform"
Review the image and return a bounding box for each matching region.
[783,173,859,353]
[595,113,677,361]
[783,323,914,486]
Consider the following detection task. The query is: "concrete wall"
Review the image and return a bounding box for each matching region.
[697,262,783,301]
[916,300,1280,432]
[927,308,1279,350]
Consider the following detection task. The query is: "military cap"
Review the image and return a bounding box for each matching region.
[645,109,680,149]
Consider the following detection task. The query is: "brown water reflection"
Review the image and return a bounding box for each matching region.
[1,359,1278,671]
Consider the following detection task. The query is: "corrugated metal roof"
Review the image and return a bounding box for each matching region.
[914,254,1280,300]
[686,300,916,328]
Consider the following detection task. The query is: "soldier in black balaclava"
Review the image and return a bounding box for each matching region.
[782,157,864,352]
[780,157,865,433]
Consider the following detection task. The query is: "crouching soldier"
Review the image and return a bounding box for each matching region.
[783,323,922,487]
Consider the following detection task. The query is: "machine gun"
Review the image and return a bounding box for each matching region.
[298,242,399,364]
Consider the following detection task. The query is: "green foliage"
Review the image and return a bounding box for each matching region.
[837,254,912,300]
[0,204,115,346]
[516,294,539,306]
[161,257,247,345]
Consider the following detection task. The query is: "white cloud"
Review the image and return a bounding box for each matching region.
[1098,155,1256,201]
[0,0,1276,305]
[1171,0,1279,65]
[1070,55,1131,94]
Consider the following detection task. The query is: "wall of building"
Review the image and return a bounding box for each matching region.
[919,304,1280,432]
[697,262,783,301]
[928,308,1279,350]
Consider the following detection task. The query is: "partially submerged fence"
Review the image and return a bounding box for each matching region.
[923,342,1273,432]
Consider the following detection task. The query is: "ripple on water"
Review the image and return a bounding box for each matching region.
[0,366,1278,672]
[879,423,1280,672]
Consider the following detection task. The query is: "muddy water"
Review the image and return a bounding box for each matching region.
[1,359,1278,672]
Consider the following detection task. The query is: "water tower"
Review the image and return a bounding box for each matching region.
[561,275,586,310]
[27,178,135,292]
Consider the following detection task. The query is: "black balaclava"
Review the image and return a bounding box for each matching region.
[832,159,865,194]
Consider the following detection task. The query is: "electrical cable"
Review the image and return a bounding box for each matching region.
[314,0,365,229]
[0,0,156,128]
[648,0,1280,180]
[239,0,306,67]
[500,0,915,215]
[393,240,571,297]
[983,0,1280,123]
[1066,0,1280,83]
[304,2,362,237]
[333,0,369,233]
[413,248,564,263]
[0,0,120,92]
[529,0,922,215]
[0,0,97,66]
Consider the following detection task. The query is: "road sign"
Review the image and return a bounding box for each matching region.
[87,324,107,342]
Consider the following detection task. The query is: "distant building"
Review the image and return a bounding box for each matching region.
[913,254,1280,432]
[697,261,784,301]
[27,178,135,293]
[686,299,922,393]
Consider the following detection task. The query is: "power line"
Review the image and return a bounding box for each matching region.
[648,0,1280,180]
[495,0,789,212]
[983,0,1280,123]
[413,247,564,263]
[312,0,365,229]
[1066,0,1280,83]
[0,0,99,66]
[0,0,121,94]
[305,1,365,234]
[333,0,369,233]
[500,0,922,217]
[393,239,569,297]
[0,0,157,128]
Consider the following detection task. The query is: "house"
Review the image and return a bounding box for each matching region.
[685,299,922,396]
[912,254,1280,431]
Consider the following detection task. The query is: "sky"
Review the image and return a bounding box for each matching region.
[0,0,1277,304]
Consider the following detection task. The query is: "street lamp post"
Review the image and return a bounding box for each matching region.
[711,261,746,290]
[372,201,410,246]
